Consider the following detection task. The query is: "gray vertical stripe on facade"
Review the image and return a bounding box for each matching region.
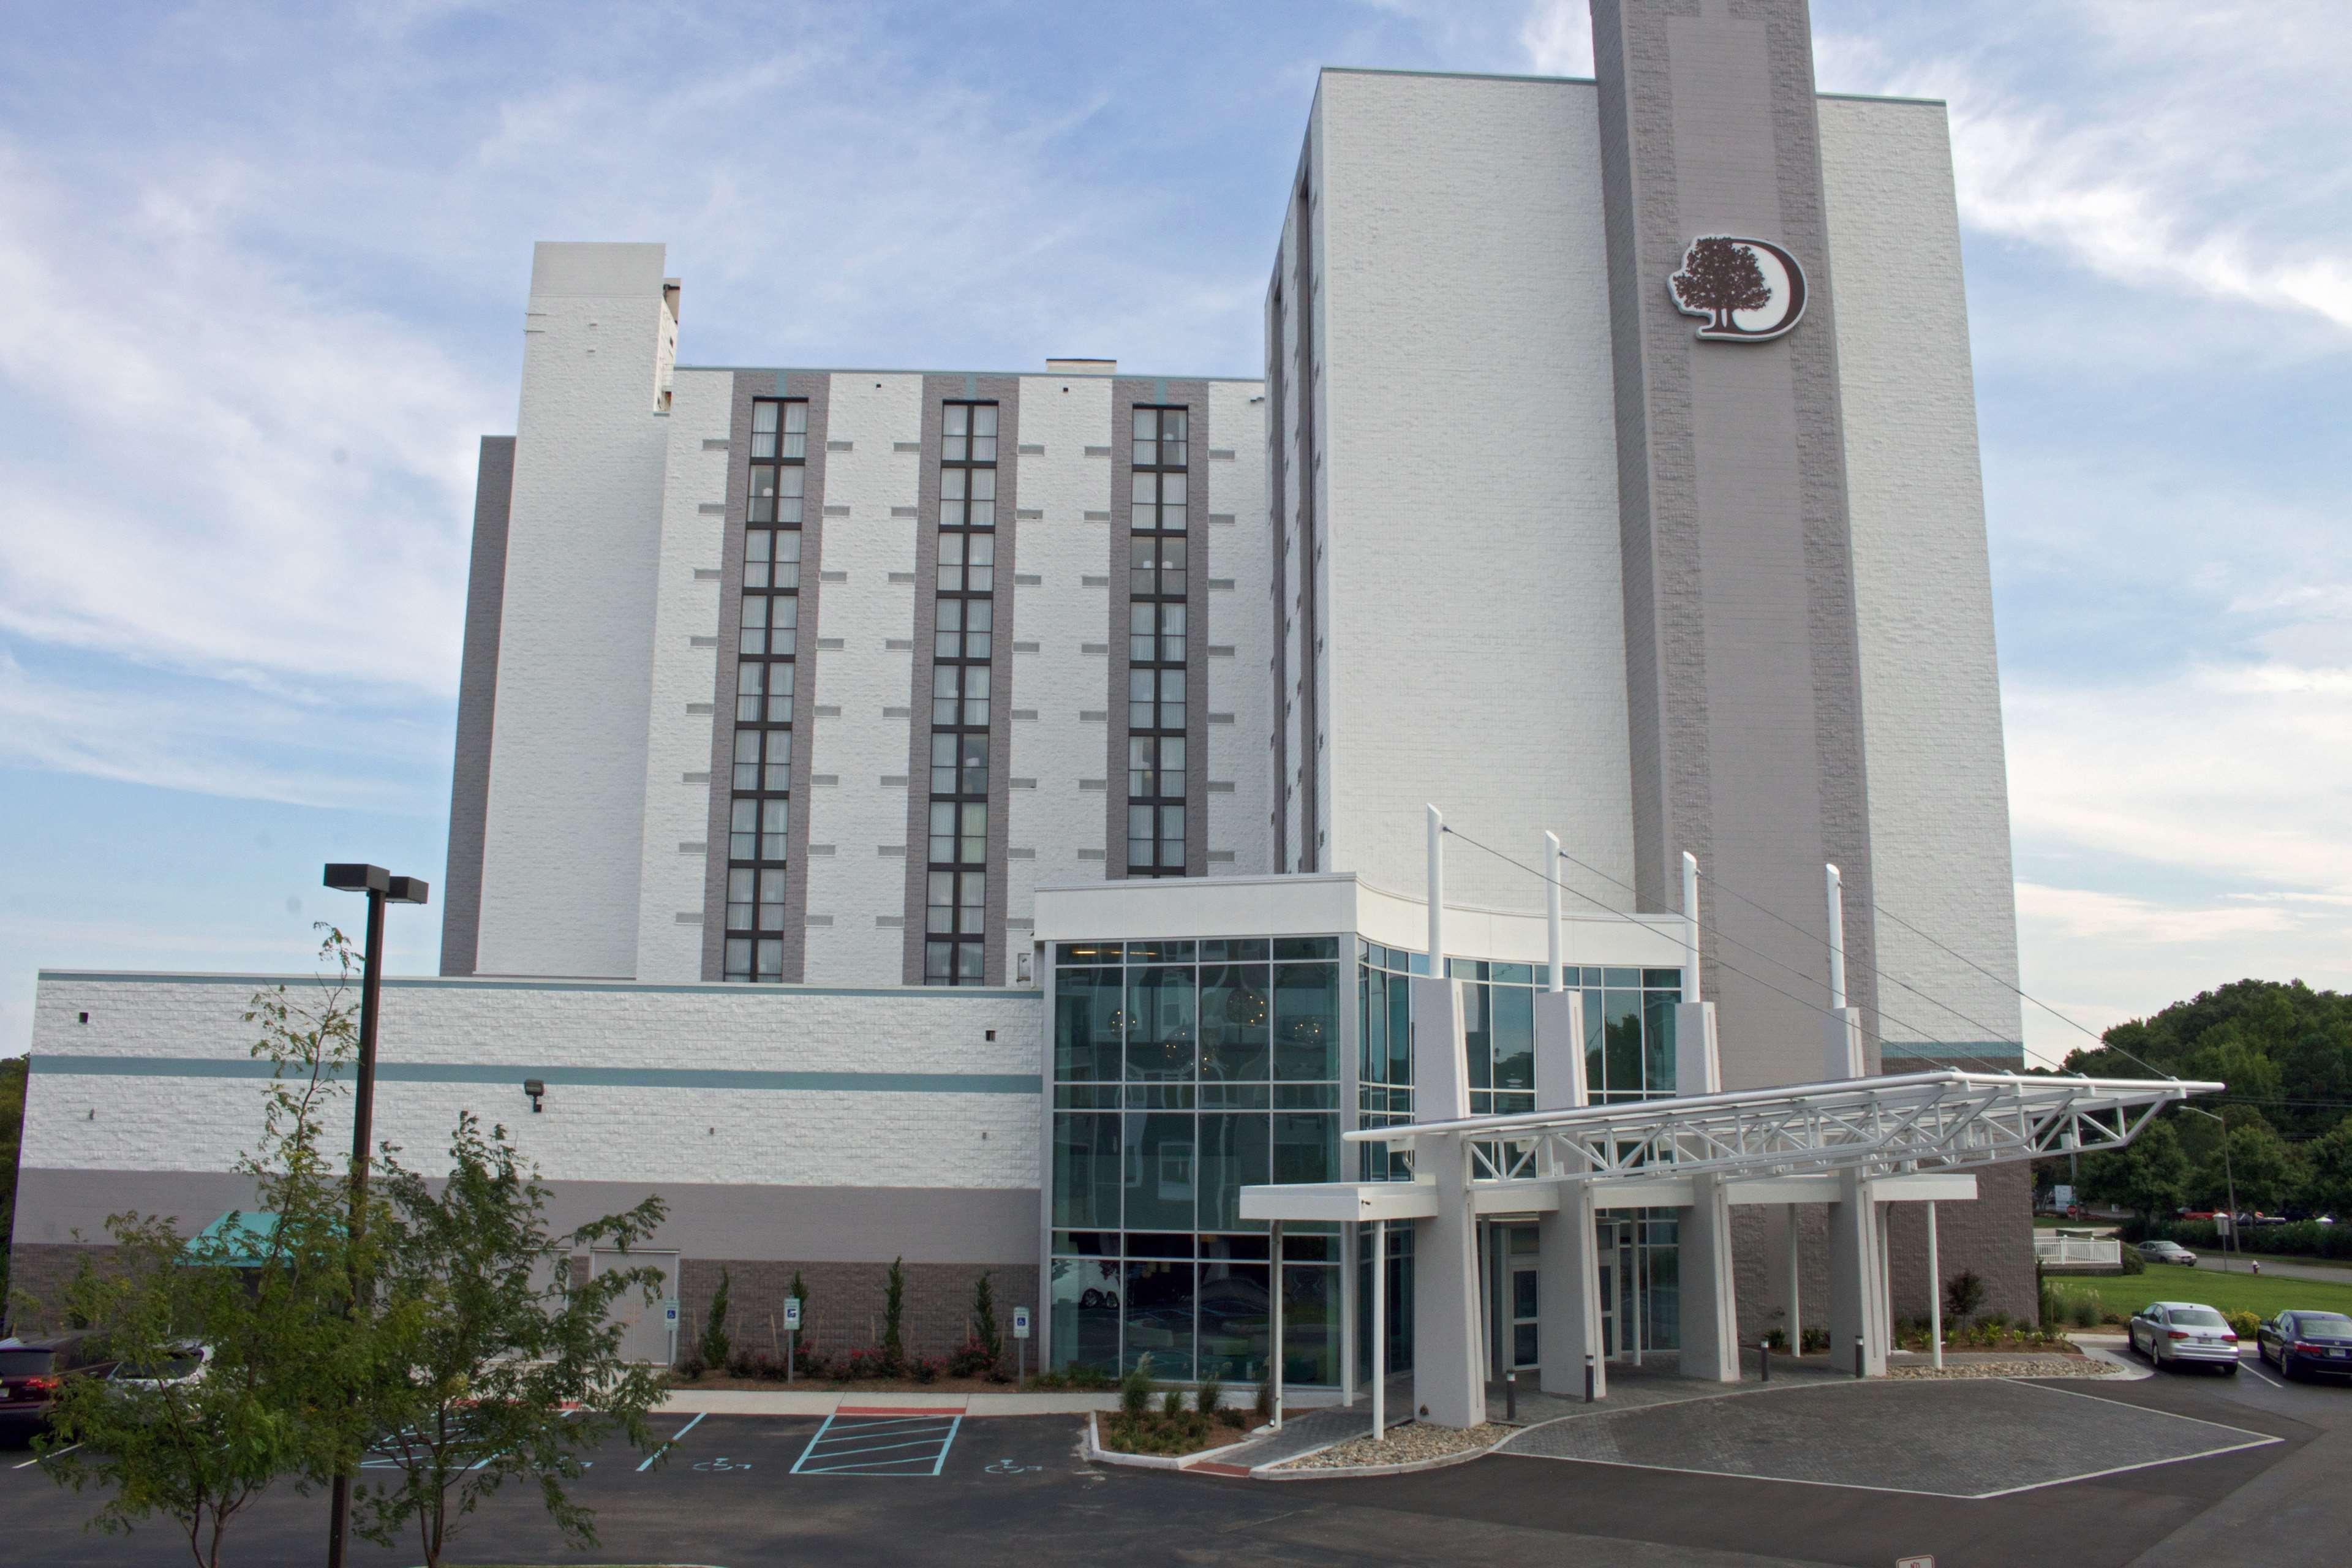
[1264,261,1291,873]
[1107,377,1210,880]
[1592,0,1880,1084]
[702,371,834,982]
[439,435,515,978]
[1291,173,1322,872]
[900,376,1021,986]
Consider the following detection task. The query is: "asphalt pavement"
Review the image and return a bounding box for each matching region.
[0,1350,2344,1567]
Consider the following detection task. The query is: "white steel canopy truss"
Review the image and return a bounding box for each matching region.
[1339,1070,2220,1191]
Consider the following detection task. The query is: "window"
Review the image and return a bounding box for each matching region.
[1131,470,1186,532]
[1129,537,1186,597]
[926,400,1000,983]
[725,397,807,982]
[1133,405,1188,469]
[1128,736,1184,800]
[932,731,987,796]
[1129,601,1184,663]
[1129,668,1184,732]
[750,398,807,460]
[1128,804,1185,872]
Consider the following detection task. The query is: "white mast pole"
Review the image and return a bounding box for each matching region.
[1826,864,1847,1012]
[1427,805,1445,972]
[1545,831,1564,993]
[1681,851,1702,1005]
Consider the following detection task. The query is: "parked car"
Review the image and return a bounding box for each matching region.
[108,1343,212,1392]
[2255,1311,2352,1382]
[2127,1302,2240,1373]
[0,1332,121,1439]
[2137,1239,2198,1266]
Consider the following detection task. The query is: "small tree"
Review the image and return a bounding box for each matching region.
[2305,1120,2352,1218]
[350,1113,669,1568]
[40,930,373,1568]
[881,1257,907,1374]
[701,1267,734,1370]
[1943,1269,1986,1324]
[971,1271,1001,1369]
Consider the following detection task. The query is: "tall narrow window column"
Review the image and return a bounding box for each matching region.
[903,379,1020,986]
[1110,380,1208,880]
[704,374,830,981]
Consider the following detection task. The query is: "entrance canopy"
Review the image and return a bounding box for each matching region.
[1242,1069,2218,1223]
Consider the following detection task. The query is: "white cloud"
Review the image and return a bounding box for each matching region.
[1814,1,2352,337]
[0,147,497,699]
[1519,1,1594,78]
[0,650,439,811]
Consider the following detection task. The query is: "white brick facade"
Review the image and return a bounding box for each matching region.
[23,974,1041,1191]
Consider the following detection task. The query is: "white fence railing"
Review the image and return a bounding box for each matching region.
[2034,1235,2121,1267]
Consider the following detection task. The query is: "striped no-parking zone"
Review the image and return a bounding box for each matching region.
[790,1406,964,1476]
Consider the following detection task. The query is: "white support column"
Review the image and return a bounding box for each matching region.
[1534,971,1602,1398]
[1877,1202,1894,1354]
[1545,831,1564,992]
[1409,973,1482,1428]
[1926,1202,1943,1370]
[1271,1218,1284,1429]
[1679,1172,1741,1382]
[1414,1133,1488,1428]
[1371,1219,1387,1439]
[1828,1167,1888,1376]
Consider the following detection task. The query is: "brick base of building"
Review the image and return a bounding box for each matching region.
[6,1240,1036,1369]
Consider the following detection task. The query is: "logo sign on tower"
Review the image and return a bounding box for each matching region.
[1668,236,1807,342]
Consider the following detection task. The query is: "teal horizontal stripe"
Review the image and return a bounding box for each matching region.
[31,1055,1038,1096]
[1880,1040,2022,1061]
[36,970,1037,1001]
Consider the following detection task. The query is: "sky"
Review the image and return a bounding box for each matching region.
[1,1,2346,1066]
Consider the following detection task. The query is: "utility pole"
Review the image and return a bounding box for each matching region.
[2181,1104,2237,1273]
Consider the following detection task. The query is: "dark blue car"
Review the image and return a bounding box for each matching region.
[2255,1311,2352,1382]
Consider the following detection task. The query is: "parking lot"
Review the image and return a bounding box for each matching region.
[1,1355,2346,1566]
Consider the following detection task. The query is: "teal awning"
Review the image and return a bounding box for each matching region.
[186,1211,280,1268]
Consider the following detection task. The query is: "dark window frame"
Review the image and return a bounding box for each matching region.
[725,396,808,982]
[927,400,999,982]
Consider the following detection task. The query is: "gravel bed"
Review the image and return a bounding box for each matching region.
[1275,1422,1512,1471]
[1888,1357,2119,1379]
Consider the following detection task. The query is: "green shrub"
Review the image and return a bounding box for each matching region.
[2069,1298,2100,1329]
[1197,1378,1224,1415]
[1943,1270,1986,1322]
[1800,1326,1830,1354]
[882,1257,907,1374]
[1254,1374,1275,1421]
[2225,1310,2261,1340]
[1161,1388,1185,1419]
[1120,1355,1156,1418]
[2119,1246,2145,1275]
[699,1267,733,1369]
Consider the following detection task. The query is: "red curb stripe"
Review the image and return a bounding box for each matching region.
[836,1406,963,1417]
[1189,1462,1251,1477]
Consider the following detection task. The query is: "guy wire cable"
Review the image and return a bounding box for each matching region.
[1440,823,2038,1081]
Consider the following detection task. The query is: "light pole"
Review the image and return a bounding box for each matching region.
[320,863,429,1568]
[2180,1104,2237,1274]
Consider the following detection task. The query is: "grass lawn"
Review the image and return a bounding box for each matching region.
[2053,1267,2352,1323]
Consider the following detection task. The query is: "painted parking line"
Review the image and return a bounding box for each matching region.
[639,1409,708,1472]
[791,1408,963,1476]
[12,1443,78,1470]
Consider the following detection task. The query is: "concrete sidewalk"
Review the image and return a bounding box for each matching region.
[656,1386,1129,1415]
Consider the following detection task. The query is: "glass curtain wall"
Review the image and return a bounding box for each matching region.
[1050,938,1343,1384]
[1352,944,1687,1376]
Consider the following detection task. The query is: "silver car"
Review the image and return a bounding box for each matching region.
[2136,1239,2198,1266]
[2128,1302,2240,1373]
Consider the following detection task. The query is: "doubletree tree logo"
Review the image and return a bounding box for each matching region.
[1668,235,1807,341]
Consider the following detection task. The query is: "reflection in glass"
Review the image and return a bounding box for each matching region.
[1123,1112,1196,1233]
[1123,1260,1196,1378]
[1052,1257,1123,1371]
[1200,964,1270,1081]
[1052,1114,1120,1229]
[1125,966,1196,1082]
[1273,963,1339,1080]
